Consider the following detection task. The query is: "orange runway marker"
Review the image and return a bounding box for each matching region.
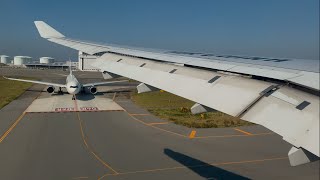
[189,130,197,138]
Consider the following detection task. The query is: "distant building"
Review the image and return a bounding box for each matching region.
[13,56,32,65]
[40,57,55,64]
[24,60,78,70]
[70,61,79,70]
[0,55,10,64]
[78,51,101,71]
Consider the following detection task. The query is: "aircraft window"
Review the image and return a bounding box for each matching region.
[70,86,78,88]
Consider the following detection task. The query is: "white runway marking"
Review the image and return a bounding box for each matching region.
[25,93,123,112]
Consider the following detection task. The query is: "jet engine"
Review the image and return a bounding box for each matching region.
[88,86,97,94]
[46,86,55,93]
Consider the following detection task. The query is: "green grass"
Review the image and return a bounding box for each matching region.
[131,91,253,128]
[0,77,33,109]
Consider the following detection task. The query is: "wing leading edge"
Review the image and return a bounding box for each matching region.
[82,80,128,87]
[3,76,66,87]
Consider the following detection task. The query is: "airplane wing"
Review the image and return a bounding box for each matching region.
[4,76,66,88]
[34,21,319,166]
[82,80,128,87]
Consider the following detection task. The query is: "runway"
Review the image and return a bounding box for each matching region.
[0,69,319,179]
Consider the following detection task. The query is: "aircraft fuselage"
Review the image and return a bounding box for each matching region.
[66,74,81,95]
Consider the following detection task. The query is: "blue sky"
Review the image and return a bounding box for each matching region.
[0,0,319,61]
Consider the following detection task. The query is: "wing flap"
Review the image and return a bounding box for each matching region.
[93,54,276,117]
[242,86,319,156]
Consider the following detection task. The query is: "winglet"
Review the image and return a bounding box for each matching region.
[34,21,65,39]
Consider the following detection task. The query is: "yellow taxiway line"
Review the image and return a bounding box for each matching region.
[193,132,274,139]
[0,112,26,143]
[126,112,187,138]
[72,177,89,179]
[129,113,151,116]
[118,104,273,139]
[234,128,253,136]
[148,122,169,125]
[0,87,43,143]
[76,111,119,175]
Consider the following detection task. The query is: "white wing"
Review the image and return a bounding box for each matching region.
[33,21,319,91]
[4,76,66,87]
[34,21,320,165]
[82,80,128,87]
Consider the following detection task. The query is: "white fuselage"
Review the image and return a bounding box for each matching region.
[66,74,81,95]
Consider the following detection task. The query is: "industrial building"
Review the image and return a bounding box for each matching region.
[25,60,78,70]
[1,53,86,71]
[0,55,10,64]
[40,57,55,64]
[2,51,97,71]
[78,51,101,71]
[13,56,32,65]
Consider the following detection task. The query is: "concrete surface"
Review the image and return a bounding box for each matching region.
[26,92,123,113]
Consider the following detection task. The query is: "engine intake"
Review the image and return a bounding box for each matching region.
[46,86,55,93]
[89,86,97,94]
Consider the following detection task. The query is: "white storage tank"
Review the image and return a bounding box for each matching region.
[14,56,32,65]
[40,57,54,64]
[0,55,10,64]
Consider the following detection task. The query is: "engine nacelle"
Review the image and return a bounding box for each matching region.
[87,86,97,94]
[46,86,55,93]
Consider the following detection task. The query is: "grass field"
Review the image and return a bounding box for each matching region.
[0,77,33,109]
[131,91,253,128]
